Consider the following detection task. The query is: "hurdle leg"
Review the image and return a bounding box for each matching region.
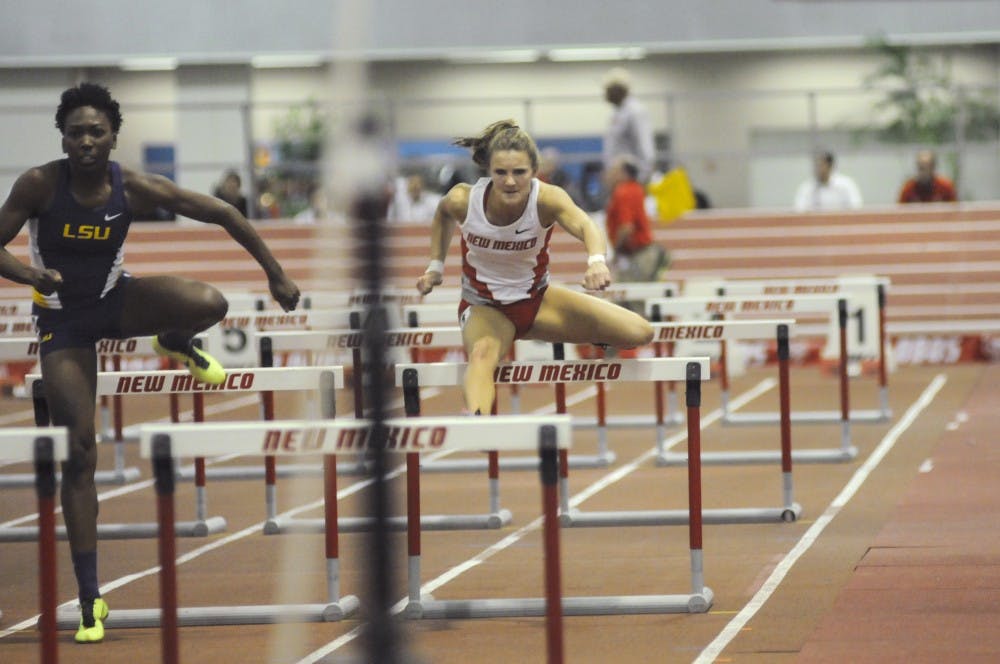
[260,389,280,527]
[98,354,138,484]
[837,301,854,456]
[485,402,513,526]
[554,383,571,517]
[539,427,564,664]
[403,452,427,616]
[684,363,713,609]
[654,377,667,457]
[876,284,892,419]
[324,455,341,604]
[152,434,179,664]
[595,381,609,458]
[718,335,731,419]
[188,394,226,536]
[34,436,59,664]
[777,326,801,521]
[320,454,360,619]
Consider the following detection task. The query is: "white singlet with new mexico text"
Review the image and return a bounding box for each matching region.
[460,177,554,305]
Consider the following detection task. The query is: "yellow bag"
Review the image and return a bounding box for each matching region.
[648,167,696,224]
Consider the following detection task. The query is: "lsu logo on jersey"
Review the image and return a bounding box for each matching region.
[62,224,111,240]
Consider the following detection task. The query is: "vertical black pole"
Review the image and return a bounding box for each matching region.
[351,110,403,664]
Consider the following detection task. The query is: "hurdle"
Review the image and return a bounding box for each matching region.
[398,366,715,620]
[649,294,860,463]
[563,320,803,526]
[53,419,364,636]
[396,355,711,518]
[152,364,344,535]
[263,332,515,532]
[718,276,891,422]
[3,366,339,542]
[406,346,624,473]
[0,427,68,663]
[0,337,142,488]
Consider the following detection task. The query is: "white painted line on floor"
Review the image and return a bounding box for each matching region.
[693,373,947,664]
[918,458,934,473]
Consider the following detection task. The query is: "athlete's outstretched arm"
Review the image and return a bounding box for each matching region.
[416,184,468,295]
[0,168,62,293]
[539,183,611,291]
[124,170,299,311]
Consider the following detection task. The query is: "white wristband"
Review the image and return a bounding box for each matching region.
[587,254,607,266]
[426,259,444,274]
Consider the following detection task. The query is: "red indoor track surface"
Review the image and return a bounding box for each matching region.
[0,363,997,663]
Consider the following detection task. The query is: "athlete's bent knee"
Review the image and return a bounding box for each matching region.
[62,439,97,485]
[193,284,229,325]
[621,316,654,348]
[468,337,503,365]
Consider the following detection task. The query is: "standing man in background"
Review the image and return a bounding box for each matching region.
[387,173,441,223]
[898,149,957,203]
[602,67,656,185]
[793,150,863,212]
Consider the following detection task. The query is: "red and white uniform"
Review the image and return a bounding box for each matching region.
[460,177,553,305]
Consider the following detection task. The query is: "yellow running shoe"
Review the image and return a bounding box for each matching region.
[75,597,109,644]
[153,336,226,385]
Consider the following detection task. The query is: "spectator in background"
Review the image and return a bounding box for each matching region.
[537,146,582,205]
[212,169,248,217]
[293,184,329,224]
[602,67,655,184]
[898,150,957,203]
[387,173,441,223]
[793,151,863,212]
[605,156,669,286]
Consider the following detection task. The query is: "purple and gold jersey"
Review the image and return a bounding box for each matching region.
[28,160,132,310]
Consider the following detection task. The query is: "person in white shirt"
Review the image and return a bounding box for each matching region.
[387,173,441,223]
[793,151,863,212]
[602,68,655,184]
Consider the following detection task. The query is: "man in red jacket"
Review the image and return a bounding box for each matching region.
[898,150,957,203]
[605,156,668,284]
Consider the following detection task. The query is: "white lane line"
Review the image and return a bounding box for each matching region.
[918,458,934,473]
[693,373,947,664]
[294,378,778,664]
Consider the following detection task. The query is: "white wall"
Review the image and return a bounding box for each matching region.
[0,44,996,207]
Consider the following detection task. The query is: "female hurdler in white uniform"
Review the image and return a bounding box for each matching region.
[416,120,653,414]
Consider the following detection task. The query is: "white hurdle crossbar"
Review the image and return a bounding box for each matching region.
[649,294,860,463]
[1,427,68,662]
